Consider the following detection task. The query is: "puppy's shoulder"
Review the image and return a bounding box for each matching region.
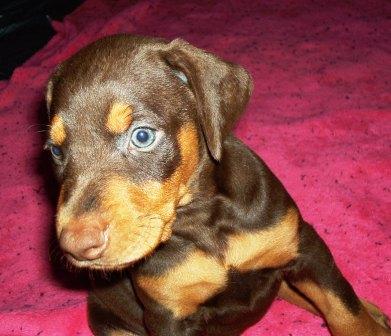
[217,136,291,207]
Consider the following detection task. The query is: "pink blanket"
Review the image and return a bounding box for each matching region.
[0,1,390,335]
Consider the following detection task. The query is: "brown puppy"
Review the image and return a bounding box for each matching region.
[45,35,391,336]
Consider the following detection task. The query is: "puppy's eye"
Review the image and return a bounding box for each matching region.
[50,145,63,159]
[172,69,188,84]
[130,127,156,148]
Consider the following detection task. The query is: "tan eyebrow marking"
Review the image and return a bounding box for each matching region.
[106,102,133,134]
[50,114,66,145]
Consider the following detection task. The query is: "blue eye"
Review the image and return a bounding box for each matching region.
[130,127,156,148]
[50,145,63,159]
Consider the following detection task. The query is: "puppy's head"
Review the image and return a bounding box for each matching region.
[46,35,252,270]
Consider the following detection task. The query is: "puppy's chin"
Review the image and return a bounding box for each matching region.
[64,254,136,271]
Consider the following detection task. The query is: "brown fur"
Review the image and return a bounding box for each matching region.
[46,34,390,336]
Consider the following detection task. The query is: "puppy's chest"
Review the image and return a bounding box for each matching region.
[134,213,299,319]
[135,249,227,318]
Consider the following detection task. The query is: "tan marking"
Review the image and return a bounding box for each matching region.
[178,184,193,206]
[136,250,227,318]
[160,223,172,242]
[50,114,66,145]
[99,177,167,265]
[225,208,299,271]
[295,281,391,336]
[56,185,68,235]
[57,184,65,209]
[106,102,133,134]
[278,280,319,316]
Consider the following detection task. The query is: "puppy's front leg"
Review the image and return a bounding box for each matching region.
[285,222,390,336]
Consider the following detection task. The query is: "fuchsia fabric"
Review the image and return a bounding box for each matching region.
[0,0,390,335]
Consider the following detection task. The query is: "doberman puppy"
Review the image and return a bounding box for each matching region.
[45,35,390,336]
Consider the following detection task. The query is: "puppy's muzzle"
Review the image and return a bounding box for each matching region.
[56,175,178,269]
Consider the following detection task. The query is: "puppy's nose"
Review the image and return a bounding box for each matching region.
[59,227,107,261]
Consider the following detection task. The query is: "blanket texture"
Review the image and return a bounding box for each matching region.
[0,1,390,335]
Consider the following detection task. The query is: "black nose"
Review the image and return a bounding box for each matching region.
[59,227,107,261]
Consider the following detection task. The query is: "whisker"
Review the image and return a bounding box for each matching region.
[27,123,51,131]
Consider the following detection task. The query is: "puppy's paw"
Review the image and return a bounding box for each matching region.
[362,299,391,330]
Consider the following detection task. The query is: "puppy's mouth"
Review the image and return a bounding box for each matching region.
[64,254,135,271]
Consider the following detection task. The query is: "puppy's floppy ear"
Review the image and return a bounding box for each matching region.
[162,38,253,161]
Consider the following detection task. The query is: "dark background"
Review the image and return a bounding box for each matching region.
[0,0,83,79]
